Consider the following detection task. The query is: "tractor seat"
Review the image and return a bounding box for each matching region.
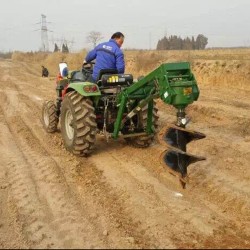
[96,69,118,82]
[100,73,133,87]
[97,69,133,87]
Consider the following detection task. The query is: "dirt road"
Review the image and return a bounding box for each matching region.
[0,59,249,248]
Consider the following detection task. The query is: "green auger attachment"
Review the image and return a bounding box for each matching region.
[158,125,206,188]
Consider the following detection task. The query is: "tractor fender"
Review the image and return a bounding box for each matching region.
[66,82,101,97]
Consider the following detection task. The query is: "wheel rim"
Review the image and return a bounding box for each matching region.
[65,109,74,140]
[43,106,50,127]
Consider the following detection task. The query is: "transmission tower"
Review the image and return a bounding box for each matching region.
[41,14,49,52]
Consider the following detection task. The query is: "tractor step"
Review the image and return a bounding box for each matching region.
[158,124,206,188]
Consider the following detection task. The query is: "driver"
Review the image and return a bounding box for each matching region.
[83,32,125,82]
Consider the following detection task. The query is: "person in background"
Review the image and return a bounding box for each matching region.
[42,66,49,77]
[83,32,125,82]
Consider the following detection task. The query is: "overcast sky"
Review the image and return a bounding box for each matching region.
[1,0,250,52]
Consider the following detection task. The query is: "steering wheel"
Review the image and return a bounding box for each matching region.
[82,61,95,70]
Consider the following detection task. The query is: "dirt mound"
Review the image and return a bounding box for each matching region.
[12,48,250,90]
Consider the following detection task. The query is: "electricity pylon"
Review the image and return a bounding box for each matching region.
[34,14,52,52]
[41,14,49,52]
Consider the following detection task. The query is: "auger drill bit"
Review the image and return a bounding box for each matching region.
[159,125,206,150]
[158,124,206,188]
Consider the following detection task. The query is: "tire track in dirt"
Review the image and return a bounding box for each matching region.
[74,158,162,249]
[0,109,28,249]
[0,71,108,248]
[0,107,60,248]
[0,101,107,248]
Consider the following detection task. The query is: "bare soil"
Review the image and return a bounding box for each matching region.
[0,58,249,249]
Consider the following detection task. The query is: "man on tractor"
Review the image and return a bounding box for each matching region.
[83,32,125,82]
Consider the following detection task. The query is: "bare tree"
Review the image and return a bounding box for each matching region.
[86,31,103,48]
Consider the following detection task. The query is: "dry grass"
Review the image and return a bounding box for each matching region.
[12,50,87,76]
[11,48,250,90]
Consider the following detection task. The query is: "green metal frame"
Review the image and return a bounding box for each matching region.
[112,62,200,139]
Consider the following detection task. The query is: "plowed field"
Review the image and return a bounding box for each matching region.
[0,58,249,248]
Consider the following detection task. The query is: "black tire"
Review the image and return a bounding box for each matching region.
[42,100,58,133]
[125,102,159,148]
[61,91,97,156]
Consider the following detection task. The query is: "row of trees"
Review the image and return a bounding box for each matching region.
[53,43,69,53]
[156,34,208,50]
[84,31,209,50]
[52,32,208,52]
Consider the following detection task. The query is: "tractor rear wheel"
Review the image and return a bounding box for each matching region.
[42,100,59,133]
[61,91,97,156]
[125,102,159,148]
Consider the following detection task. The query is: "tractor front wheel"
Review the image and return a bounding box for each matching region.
[61,91,97,156]
[42,100,59,133]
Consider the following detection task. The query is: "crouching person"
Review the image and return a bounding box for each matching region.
[42,66,49,77]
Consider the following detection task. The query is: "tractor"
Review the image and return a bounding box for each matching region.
[42,62,206,188]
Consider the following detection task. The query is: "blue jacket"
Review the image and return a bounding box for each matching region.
[85,39,125,82]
